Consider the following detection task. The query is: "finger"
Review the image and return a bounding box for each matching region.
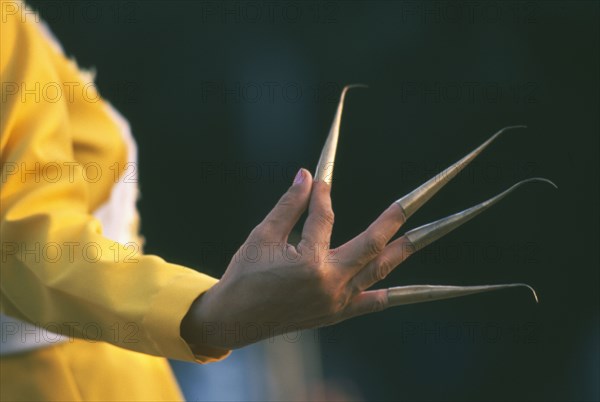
[336,202,406,270]
[337,289,389,321]
[339,284,539,325]
[349,236,414,291]
[299,180,335,255]
[339,282,539,322]
[256,168,313,241]
[346,178,556,289]
[332,127,530,273]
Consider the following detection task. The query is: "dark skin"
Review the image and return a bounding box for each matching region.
[181,168,414,351]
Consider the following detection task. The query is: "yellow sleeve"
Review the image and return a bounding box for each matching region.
[0,1,229,363]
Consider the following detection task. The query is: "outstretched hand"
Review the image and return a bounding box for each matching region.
[181,86,549,351]
[182,169,412,350]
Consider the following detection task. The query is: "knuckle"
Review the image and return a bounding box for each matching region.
[279,191,301,209]
[298,242,328,269]
[309,264,327,281]
[348,280,361,298]
[365,232,387,257]
[302,253,323,271]
[372,258,393,282]
[324,295,342,315]
[317,208,335,228]
[249,225,268,240]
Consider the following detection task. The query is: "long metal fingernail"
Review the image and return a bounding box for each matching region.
[404,178,557,252]
[314,84,367,185]
[387,283,539,306]
[395,125,527,219]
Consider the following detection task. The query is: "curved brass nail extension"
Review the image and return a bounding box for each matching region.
[386,283,539,306]
[404,178,557,252]
[314,84,368,184]
[395,125,527,219]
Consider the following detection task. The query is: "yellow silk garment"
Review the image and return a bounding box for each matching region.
[0,1,229,400]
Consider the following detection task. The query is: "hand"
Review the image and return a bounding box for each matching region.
[181,168,413,350]
[180,100,550,351]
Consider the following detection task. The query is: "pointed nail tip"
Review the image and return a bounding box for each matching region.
[342,84,369,93]
[487,125,525,142]
[504,125,528,131]
[506,283,539,303]
[495,125,527,136]
[545,179,559,189]
[525,177,558,189]
[470,125,526,157]
[520,284,539,303]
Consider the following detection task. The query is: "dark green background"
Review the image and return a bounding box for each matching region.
[30,1,599,400]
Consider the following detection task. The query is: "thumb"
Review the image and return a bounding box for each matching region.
[256,168,313,241]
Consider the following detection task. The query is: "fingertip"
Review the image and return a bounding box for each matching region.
[387,202,407,225]
[292,168,313,189]
[301,168,313,184]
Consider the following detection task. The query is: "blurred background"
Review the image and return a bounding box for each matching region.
[28,1,598,400]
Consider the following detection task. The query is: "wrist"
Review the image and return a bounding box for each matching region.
[181,290,212,349]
